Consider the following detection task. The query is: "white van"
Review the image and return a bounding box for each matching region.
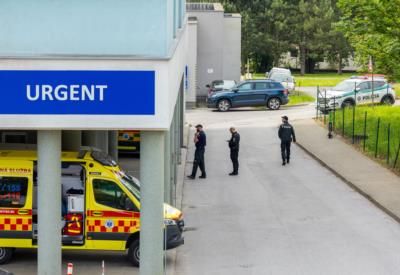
[266,68,295,92]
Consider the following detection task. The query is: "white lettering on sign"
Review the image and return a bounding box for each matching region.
[26,84,108,101]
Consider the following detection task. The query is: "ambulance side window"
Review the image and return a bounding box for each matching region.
[0,177,28,208]
[93,179,135,211]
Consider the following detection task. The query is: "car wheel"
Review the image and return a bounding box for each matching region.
[381,95,394,105]
[267,98,281,110]
[0,247,13,264]
[217,99,231,112]
[341,100,354,108]
[127,239,140,267]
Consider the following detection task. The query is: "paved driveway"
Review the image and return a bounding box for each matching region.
[175,106,400,275]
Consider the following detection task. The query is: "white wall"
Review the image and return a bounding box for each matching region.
[187,18,198,107]
[223,14,241,82]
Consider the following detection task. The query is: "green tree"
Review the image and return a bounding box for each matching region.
[338,0,400,80]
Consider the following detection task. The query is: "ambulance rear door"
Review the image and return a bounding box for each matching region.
[0,161,33,248]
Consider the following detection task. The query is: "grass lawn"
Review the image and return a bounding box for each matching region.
[326,105,400,172]
[253,72,354,87]
[287,91,315,106]
[393,83,400,99]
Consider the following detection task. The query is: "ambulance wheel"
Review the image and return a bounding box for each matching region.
[0,248,13,264]
[127,239,140,267]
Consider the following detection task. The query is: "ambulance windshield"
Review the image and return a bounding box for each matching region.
[118,172,140,201]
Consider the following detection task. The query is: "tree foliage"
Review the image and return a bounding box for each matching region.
[217,0,352,74]
[337,0,400,80]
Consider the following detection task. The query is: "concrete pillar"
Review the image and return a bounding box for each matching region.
[61,130,82,151]
[170,118,176,205]
[108,131,118,161]
[139,131,165,275]
[37,130,62,275]
[82,131,109,154]
[95,131,109,154]
[180,84,185,148]
[164,129,171,204]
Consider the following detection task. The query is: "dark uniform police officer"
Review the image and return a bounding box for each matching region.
[188,124,207,179]
[228,127,240,175]
[278,116,296,166]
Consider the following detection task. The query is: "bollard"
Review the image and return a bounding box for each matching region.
[328,111,333,139]
[102,260,105,275]
[67,263,73,275]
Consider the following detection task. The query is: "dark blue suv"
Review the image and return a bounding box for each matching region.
[207,80,289,111]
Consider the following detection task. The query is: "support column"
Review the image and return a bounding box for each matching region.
[170,119,176,205]
[61,130,82,151]
[82,131,109,154]
[95,131,109,154]
[177,93,183,164]
[37,130,62,275]
[108,131,118,161]
[140,131,165,275]
[164,129,171,204]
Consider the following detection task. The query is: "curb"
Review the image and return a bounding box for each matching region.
[296,141,400,225]
[169,123,190,275]
[284,103,312,108]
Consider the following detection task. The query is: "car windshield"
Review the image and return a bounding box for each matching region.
[117,171,140,201]
[271,74,292,82]
[333,80,357,91]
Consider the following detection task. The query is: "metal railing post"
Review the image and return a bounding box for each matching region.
[363,111,367,151]
[375,118,381,158]
[387,123,391,164]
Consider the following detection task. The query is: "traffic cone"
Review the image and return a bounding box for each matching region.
[67,263,73,275]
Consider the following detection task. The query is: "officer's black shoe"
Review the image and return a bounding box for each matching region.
[282,161,286,166]
[187,175,195,179]
[287,159,290,164]
[199,175,206,179]
[229,172,238,176]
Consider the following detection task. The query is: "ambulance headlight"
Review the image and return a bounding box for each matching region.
[164,219,177,226]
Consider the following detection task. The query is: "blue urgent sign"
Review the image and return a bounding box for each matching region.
[0,70,155,115]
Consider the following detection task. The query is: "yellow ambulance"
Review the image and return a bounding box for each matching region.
[118,130,140,153]
[0,149,184,266]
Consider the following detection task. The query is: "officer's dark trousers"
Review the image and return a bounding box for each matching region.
[230,150,239,173]
[281,141,291,161]
[191,148,206,177]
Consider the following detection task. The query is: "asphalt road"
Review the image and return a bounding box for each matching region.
[175,106,400,275]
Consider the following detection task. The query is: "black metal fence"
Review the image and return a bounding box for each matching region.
[316,87,400,171]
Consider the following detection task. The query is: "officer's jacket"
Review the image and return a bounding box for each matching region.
[278,123,296,142]
[196,131,206,149]
[229,132,240,151]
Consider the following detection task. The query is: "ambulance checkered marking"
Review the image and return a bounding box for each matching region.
[87,220,137,233]
[0,217,32,231]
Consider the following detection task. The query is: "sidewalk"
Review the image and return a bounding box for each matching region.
[294,119,400,222]
[167,123,189,275]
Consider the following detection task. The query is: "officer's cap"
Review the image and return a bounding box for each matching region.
[282,116,289,121]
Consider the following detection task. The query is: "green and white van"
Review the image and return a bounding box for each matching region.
[318,76,396,111]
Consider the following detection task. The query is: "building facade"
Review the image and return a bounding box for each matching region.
[187,3,241,106]
[0,1,187,274]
